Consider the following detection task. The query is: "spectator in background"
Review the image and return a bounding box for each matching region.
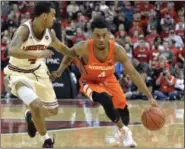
[78,4,86,15]
[134,1,155,13]
[115,24,126,38]
[147,9,158,32]
[84,22,91,39]
[168,29,184,49]
[158,40,174,64]
[133,36,150,63]
[133,34,150,51]
[99,1,110,18]
[67,1,79,16]
[84,2,94,18]
[153,68,177,100]
[175,15,185,40]
[72,27,86,44]
[154,55,170,70]
[123,1,135,22]
[151,36,164,50]
[106,15,117,34]
[129,20,143,37]
[145,26,159,48]
[18,1,34,14]
[160,13,174,35]
[1,30,11,42]
[113,11,131,32]
[131,30,139,44]
[149,39,161,69]
[160,2,177,20]
[75,11,87,29]
[152,55,170,83]
[6,13,17,28]
[65,21,76,47]
[169,39,180,65]
[20,11,30,24]
[93,2,104,16]
[1,1,11,16]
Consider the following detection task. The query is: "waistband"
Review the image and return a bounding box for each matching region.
[8,63,41,73]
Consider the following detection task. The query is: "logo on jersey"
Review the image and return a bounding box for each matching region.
[88,65,114,71]
[23,45,47,51]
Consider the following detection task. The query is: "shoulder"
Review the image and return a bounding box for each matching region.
[13,25,29,41]
[113,41,128,62]
[114,42,126,54]
[72,40,88,57]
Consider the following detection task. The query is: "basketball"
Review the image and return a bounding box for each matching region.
[141,107,165,131]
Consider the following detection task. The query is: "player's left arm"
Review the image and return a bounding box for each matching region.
[49,29,75,58]
[114,43,157,106]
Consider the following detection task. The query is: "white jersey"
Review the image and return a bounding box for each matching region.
[9,20,52,69]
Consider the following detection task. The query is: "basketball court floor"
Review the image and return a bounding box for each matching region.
[1,98,184,148]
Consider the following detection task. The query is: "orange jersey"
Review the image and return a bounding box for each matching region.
[80,39,116,82]
[76,40,127,109]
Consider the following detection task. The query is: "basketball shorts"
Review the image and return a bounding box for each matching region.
[4,63,58,109]
[80,75,127,109]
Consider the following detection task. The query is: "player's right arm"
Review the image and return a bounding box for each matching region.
[50,41,87,81]
[8,26,53,59]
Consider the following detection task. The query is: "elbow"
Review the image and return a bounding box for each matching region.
[8,48,17,57]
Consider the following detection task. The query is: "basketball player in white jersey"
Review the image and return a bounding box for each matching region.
[4,2,75,148]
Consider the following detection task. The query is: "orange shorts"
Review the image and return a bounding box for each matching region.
[80,75,127,109]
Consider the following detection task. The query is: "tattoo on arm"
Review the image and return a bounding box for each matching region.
[9,26,28,48]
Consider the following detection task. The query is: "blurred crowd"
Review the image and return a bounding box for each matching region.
[1,1,184,100]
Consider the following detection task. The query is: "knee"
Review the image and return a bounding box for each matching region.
[92,92,113,109]
[92,91,120,122]
[29,100,43,116]
[48,107,58,116]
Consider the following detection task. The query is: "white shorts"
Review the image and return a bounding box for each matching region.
[4,63,58,109]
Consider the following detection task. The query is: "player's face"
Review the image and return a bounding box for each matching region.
[93,28,109,50]
[45,8,56,28]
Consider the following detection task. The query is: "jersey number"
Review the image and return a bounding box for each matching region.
[28,59,37,64]
[98,71,106,78]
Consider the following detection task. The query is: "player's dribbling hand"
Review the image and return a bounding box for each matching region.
[148,97,158,107]
[38,50,54,58]
[50,70,62,81]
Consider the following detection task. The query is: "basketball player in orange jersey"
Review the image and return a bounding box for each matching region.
[51,16,157,147]
[4,2,76,148]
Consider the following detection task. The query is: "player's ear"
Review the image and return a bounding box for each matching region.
[41,13,47,20]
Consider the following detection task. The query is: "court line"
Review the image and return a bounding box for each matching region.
[2,122,184,136]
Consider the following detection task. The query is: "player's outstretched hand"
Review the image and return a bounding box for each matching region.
[38,50,54,58]
[50,70,62,81]
[148,97,158,107]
